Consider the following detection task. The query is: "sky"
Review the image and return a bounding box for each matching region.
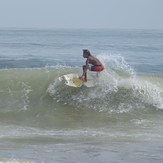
[0,0,163,29]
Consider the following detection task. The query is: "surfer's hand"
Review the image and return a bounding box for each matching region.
[79,75,87,82]
[79,76,85,81]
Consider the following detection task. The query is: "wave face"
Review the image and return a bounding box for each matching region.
[0,55,163,130]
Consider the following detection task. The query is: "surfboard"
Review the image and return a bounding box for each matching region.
[58,73,96,88]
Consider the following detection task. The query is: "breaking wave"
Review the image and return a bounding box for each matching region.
[0,54,163,128]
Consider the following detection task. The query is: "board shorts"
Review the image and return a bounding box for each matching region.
[88,65,105,72]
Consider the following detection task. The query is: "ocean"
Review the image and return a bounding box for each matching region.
[0,28,163,163]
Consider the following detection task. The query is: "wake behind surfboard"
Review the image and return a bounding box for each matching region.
[58,73,96,88]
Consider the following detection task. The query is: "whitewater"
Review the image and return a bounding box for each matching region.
[0,28,163,163]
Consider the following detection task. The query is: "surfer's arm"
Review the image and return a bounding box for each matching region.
[80,58,89,82]
[85,58,89,69]
[82,59,89,76]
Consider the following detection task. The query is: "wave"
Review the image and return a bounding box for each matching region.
[0,55,163,128]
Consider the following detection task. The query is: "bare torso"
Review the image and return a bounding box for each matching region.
[87,56,103,66]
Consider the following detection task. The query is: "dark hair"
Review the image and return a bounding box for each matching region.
[83,49,91,56]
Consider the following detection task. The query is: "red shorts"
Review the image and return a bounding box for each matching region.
[90,65,104,72]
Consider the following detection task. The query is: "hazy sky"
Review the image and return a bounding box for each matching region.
[0,0,163,29]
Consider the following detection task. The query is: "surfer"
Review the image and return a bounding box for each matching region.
[79,49,104,82]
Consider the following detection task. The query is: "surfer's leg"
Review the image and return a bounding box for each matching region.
[96,72,100,78]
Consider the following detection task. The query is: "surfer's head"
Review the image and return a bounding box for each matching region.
[83,49,91,58]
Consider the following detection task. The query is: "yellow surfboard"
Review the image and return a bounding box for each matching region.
[58,74,95,88]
